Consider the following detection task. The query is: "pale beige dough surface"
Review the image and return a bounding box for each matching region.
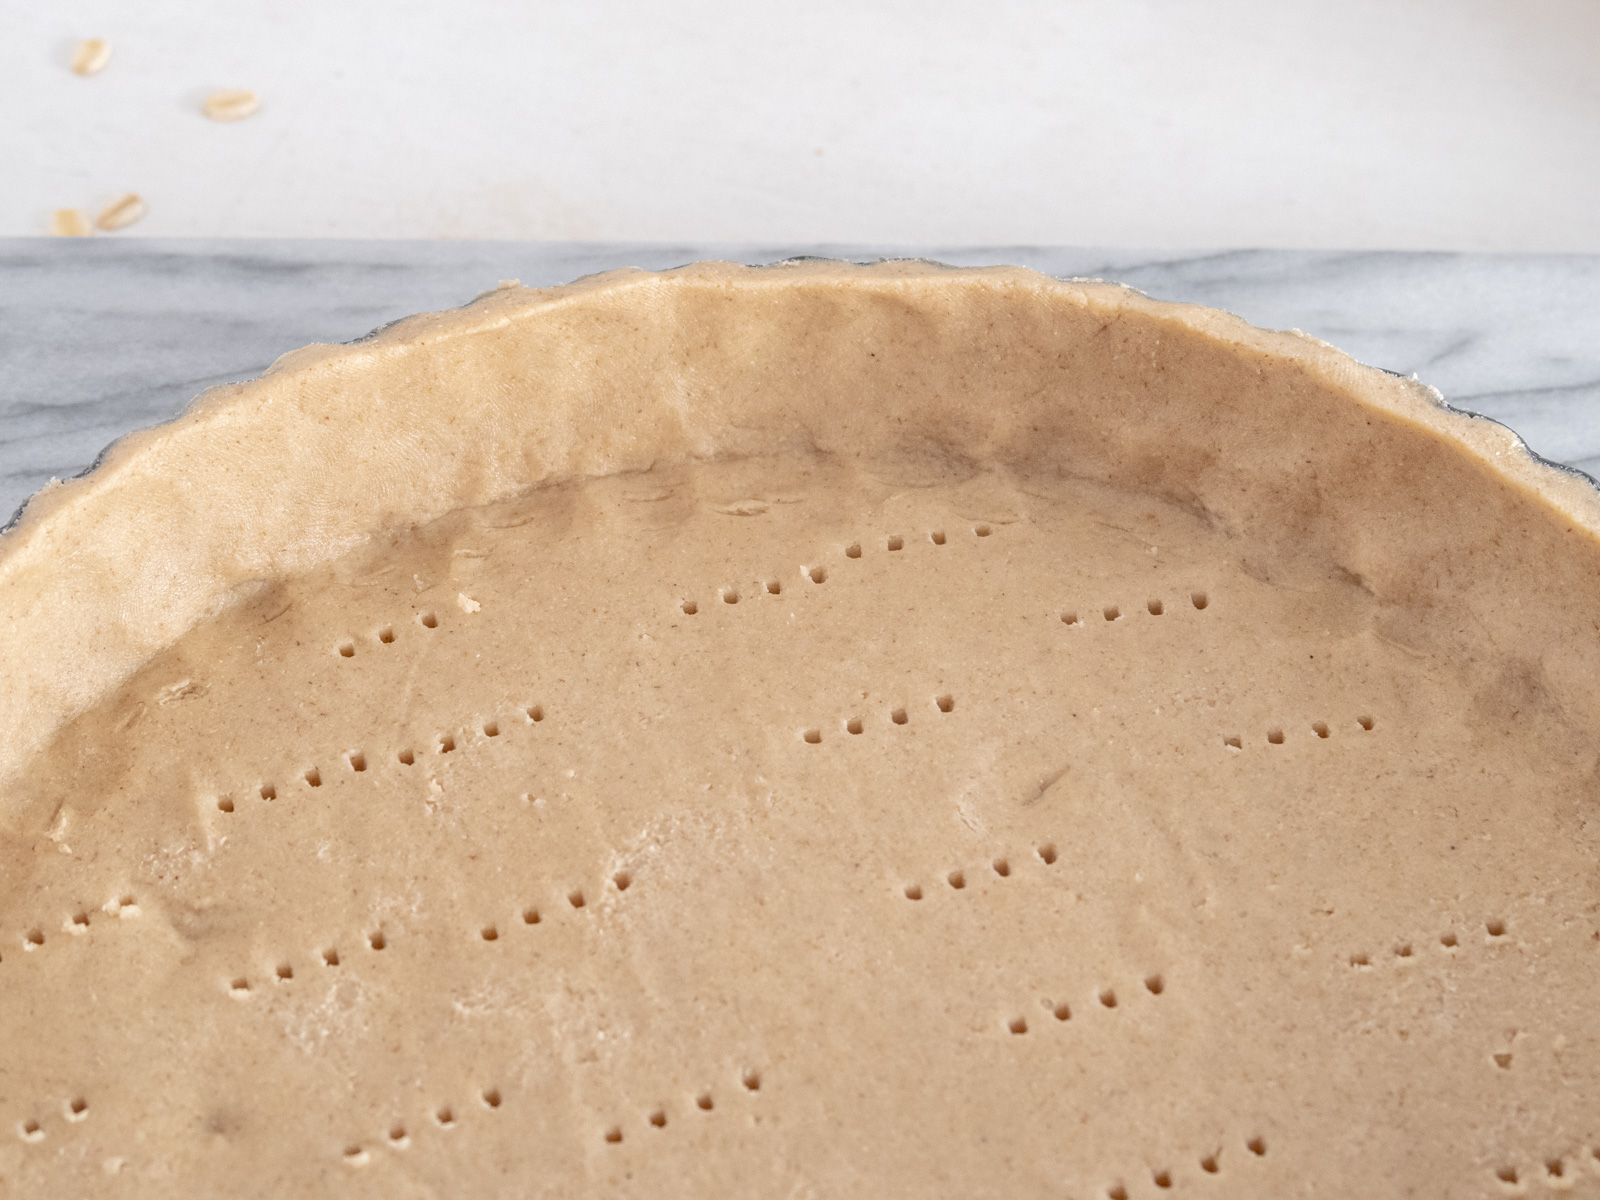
[1,263,1598,1198]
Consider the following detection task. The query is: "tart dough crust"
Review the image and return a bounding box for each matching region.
[1,262,1598,1197]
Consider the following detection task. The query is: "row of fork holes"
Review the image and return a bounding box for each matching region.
[679,526,994,613]
[1223,716,1372,749]
[1499,1153,1600,1187]
[1101,1142,1266,1195]
[849,526,989,556]
[689,570,821,612]
[1348,920,1509,970]
[605,1072,762,1144]
[229,933,385,991]
[31,1080,762,1152]
[480,873,632,938]
[14,1099,89,1141]
[223,708,545,808]
[1007,975,1166,1033]
[1062,592,1207,624]
[231,904,696,979]
[806,696,952,743]
[337,611,437,657]
[688,566,827,612]
[346,1088,504,1160]
[904,843,1057,900]
[7,898,137,958]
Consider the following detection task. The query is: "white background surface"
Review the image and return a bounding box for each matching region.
[5,1,1599,248]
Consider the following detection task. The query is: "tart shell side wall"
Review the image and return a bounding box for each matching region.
[0,260,1595,797]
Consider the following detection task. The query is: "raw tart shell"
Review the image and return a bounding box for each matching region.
[0,260,1597,1197]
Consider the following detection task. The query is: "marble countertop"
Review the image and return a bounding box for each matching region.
[2,241,1598,527]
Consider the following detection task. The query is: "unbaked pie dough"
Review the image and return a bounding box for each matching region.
[1,262,1597,1198]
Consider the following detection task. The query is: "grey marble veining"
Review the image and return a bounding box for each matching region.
[2,240,1597,527]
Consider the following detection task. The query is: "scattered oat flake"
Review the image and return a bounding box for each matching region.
[457,593,481,613]
[203,89,261,122]
[51,209,92,237]
[72,39,112,76]
[96,194,146,232]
